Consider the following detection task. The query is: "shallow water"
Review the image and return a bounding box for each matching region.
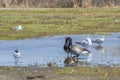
[0,33,120,67]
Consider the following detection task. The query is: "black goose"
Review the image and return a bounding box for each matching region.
[63,37,72,56]
[64,37,91,59]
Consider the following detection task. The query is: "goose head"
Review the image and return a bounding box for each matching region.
[64,37,73,54]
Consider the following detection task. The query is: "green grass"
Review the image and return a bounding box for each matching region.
[0,8,120,40]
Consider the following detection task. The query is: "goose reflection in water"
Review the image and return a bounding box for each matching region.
[64,53,92,67]
[64,56,78,67]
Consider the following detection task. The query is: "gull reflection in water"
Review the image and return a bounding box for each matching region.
[94,46,105,56]
[14,60,19,66]
[14,57,22,66]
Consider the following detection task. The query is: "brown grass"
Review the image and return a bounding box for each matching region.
[0,0,120,8]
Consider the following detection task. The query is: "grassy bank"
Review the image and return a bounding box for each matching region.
[0,8,120,40]
[0,66,120,80]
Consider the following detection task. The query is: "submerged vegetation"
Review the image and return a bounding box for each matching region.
[0,8,120,40]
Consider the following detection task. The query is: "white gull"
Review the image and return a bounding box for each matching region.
[76,37,92,48]
[13,49,21,61]
[13,25,22,30]
[92,36,105,45]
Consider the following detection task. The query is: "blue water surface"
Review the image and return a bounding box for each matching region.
[0,33,120,67]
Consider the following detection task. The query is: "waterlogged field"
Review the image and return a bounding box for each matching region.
[0,8,120,40]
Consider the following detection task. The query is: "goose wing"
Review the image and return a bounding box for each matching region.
[70,46,84,56]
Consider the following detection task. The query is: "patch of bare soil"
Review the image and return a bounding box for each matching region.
[0,67,120,80]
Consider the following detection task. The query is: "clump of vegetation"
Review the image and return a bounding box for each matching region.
[0,8,120,40]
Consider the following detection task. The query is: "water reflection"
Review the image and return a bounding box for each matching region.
[64,53,92,67]
[14,57,22,66]
[64,56,77,67]
[47,59,58,67]
[14,60,20,66]
[94,46,105,56]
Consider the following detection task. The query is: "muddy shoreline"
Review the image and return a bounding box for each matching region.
[0,66,120,80]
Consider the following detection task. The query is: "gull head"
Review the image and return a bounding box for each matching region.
[86,37,92,45]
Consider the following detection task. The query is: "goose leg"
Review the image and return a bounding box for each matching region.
[72,56,79,63]
[70,53,72,57]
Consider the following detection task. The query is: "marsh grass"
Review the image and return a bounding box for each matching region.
[57,66,120,77]
[0,8,120,40]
